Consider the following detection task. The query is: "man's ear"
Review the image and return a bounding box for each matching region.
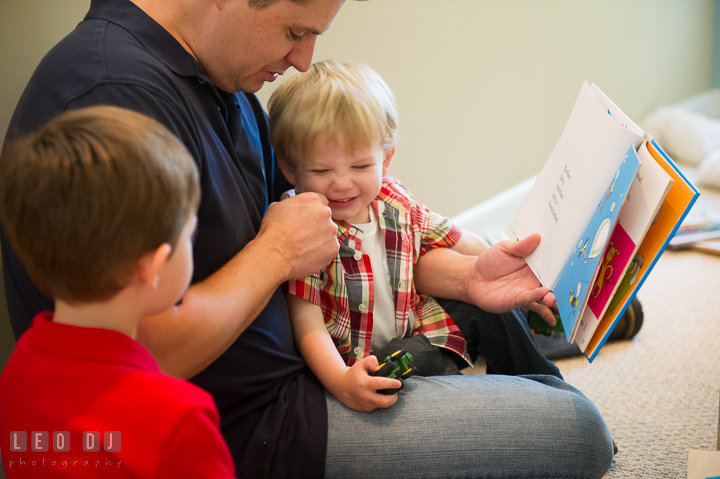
[382,146,396,176]
[277,157,297,185]
[136,243,172,290]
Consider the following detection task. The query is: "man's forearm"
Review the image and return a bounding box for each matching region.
[136,194,338,379]
[416,235,554,314]
[450,230,490,256]
[414,247,475,303]
[137,238,289,379]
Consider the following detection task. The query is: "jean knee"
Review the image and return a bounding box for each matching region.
[572,392,615,478]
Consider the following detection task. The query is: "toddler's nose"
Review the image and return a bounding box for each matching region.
[332,174,353,191]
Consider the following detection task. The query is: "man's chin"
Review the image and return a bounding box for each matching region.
[213,76,263,94]
[242,84,263,94]
[239,77,271,94]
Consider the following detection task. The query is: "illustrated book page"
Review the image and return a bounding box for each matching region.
[584,139,699,361]
[573,140,673,351]
[554,145,640,338]
[506,81,643,290]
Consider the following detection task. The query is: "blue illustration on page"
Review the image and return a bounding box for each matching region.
[555,145,641,337]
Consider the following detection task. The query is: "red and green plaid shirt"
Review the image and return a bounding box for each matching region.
[285,177,471,366]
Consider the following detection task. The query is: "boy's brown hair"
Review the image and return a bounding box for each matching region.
[0,106,200,303]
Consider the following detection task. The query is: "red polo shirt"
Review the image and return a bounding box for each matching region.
[0,313,235,478]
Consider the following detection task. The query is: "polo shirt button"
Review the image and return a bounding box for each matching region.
[354,347,362,356]
[358,303,367,312]
[354,251,362,261]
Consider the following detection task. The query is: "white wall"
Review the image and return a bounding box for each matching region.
[0,0,91,369]
[0,0,90,145]
[257,0,714,216]
[1,0,714,218]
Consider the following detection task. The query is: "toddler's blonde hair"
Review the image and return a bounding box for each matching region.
[269,60,398,165]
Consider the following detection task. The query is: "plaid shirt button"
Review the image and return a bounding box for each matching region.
[358,304,367,312]
[354,251,363,261]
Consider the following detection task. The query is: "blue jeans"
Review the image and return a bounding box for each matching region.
[533,331,584,359]
[435,299,563,377]
[325,374,613,478]
[373,299,564,378]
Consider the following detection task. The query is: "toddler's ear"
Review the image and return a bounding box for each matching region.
[382,146,396,176]
[277,157,297,185]
[136,244,172,290]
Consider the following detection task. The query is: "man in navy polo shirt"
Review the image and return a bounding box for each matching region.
[1,0,615,477]
[3,1,343,476]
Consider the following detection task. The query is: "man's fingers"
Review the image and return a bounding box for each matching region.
[296,191,330,207]
[526,302,557,326]
[313,192,330,206]
[541,291,556,307]
[517,286,551,307]
[509,234,541,257]
[267,193,338,279]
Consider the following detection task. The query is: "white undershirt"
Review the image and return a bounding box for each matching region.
[354,208,400,353]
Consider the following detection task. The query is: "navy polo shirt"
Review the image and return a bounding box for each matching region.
[0,0,326,476]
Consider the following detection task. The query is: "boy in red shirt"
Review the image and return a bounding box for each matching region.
[0,106,235,478]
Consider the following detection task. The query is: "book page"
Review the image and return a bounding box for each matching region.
[584,139,699,361]
[552,146,640,338]
[506,82,643,289]
[574,141,673,352]
[590,83,644,137]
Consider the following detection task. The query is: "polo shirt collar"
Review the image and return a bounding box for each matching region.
[85,0,208,80]
[26,312,161,373]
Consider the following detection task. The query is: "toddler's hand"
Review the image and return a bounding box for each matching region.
[331,356,401,412]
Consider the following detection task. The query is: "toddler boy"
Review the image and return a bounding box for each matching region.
[0,106,235,478]
[268,60,496,412]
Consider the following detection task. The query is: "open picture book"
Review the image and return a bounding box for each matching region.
[506,82,700,362]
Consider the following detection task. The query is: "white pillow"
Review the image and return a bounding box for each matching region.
[643,107,720,165]
[698,149,720,190]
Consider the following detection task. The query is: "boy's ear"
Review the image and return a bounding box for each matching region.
[136,243,172,290]
[382,146,396,176]
[277,157,297,185]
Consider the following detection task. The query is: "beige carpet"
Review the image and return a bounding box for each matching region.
[464,247,720,477]
[556,172,720,478]
[558,248,720,478]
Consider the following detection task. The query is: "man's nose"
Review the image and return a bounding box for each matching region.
[285,35,318,73]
